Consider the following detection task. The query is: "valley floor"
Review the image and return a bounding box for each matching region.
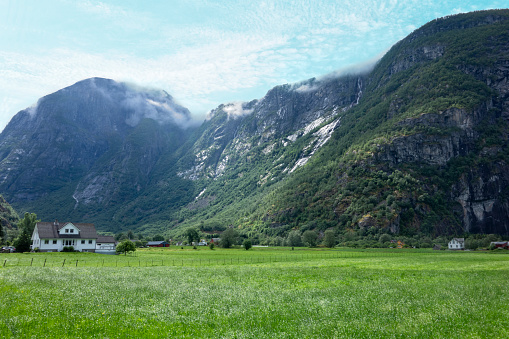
[1,248,508,338]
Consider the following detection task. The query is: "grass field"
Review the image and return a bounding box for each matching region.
[1,247,508,338]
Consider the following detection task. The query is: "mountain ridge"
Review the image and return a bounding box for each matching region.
[1,9,509,239]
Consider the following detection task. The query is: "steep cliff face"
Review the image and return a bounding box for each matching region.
[453,163,509,234]
[178,75,365,181]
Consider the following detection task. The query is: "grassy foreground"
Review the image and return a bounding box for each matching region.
[0,248,508,338]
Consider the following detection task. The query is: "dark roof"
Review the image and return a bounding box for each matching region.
[147,241,167,245]
[35,222,98,239]
[97,236,116,244]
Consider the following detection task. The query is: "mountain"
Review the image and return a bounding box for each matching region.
[0,9,508,238]
[0,78,196,231]
[246,9,509,237]
[171,9,509,238]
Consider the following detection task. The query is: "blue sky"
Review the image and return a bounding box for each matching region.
[0,0,505,129]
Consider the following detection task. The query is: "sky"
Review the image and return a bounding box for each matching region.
[0,0,505,130]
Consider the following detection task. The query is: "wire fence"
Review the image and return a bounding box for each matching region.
[0,250,442,268]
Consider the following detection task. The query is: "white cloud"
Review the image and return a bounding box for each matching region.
[221,102,254,119]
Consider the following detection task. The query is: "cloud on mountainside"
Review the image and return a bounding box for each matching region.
[221,102,255,119]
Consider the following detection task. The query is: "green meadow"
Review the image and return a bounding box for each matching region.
[1,248,508,338]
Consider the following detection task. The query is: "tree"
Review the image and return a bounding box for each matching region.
[13,212,38,252]
[220,228,238,248]
[116,239,136,255]
[115,232,126,241]
[127,230,134,240]
[152,234,164,241]
[379,233,391,244]
[323,230,336,248]
[184,227,200,245]
[243,239,252,250]
[286,230,302,247]
[302,230,318,247]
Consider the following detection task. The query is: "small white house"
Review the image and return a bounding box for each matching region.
[95,236,117,254]
[448,238,465,250]
[31,220,116,253]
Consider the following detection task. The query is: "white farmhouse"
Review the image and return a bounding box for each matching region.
[448,238,465,250]
[31,220,116,253]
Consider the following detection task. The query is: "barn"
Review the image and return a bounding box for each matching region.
[147,241,169,247]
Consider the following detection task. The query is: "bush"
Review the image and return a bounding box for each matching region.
[209,243,215,250]
[62,246,75,252]
[243,239,252,250]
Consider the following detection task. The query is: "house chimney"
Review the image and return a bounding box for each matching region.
[54,219,59,226]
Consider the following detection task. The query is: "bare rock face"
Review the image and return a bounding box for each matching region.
[376,107,481,166]
[453,164,509,235]
[179,75,366,180]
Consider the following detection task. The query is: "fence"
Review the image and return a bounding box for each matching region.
[0,250,440,268]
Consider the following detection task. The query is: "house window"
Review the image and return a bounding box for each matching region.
[89,240,93,244]
[70,229,74,233]
[65,229,69,233]
[44,240,49,244]
[53,240,57,244]
[81,240,85,244]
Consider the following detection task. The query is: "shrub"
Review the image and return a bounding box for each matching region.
[243,239,252,250]
[62,246,74,252]
[209,243,215,250]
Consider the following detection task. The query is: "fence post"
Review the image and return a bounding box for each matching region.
[31,258,33,266]
[76,260,78,267]
[62,259,66,267]
[3,259,6,267]
[43,259,46,267]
